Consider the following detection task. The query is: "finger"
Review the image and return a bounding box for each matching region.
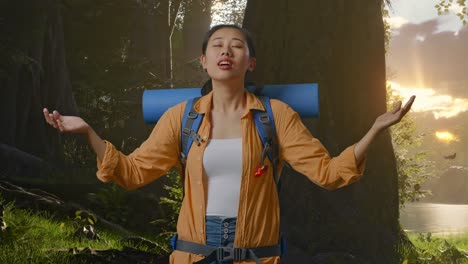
[52,110,63,122]
[402,95,416,114]
[48,113,59,129]
[43,108,54,125]
[398,96,416,120]
[391,101,402,114]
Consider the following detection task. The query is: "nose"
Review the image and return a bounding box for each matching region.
[221,48,231,57]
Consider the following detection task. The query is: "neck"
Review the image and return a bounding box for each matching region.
[211,78,246,113]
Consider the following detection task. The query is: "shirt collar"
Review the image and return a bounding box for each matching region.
[193,90,265,115]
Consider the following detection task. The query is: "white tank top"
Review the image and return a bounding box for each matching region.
[203,138,242,217]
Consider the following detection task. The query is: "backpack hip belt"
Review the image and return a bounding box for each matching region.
[173,238,281,264]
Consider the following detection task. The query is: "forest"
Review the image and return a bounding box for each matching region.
[1,0,467,263]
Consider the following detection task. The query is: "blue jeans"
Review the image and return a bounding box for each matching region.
[205,216,237,264]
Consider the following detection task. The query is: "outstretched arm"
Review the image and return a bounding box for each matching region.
[43,103,182,190]
[43,108,106,161]
[354,95,416,165]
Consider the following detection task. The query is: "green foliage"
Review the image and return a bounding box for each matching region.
[0,200,151,263]
[151,168,182,252]
[387,84,434,207]
[72,210,100,241]
[397,228,420,263]
[382,1,392,53]
[401,233,468,263]
[435,0,467,25]
[62,0,161,153]
[87,184,130,226]
[62,137,95,167]
[74,210,98,227]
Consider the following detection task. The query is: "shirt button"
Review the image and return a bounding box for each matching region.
[223,234,229,239]
[224,222,229,227]
[224,228,229,233]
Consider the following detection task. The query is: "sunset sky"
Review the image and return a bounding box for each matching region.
[386,0,467,160]
[387,0,468,123]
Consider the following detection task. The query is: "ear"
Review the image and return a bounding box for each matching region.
[248,58,256,72]
[200,55,207,71]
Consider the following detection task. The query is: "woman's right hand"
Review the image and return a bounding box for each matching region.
[43,108,90,134]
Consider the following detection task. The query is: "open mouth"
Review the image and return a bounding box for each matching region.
[218,61,232,66]
[217,59,233,69]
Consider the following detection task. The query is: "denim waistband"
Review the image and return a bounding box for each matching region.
[205,216,237,264]
[205,216,237,247]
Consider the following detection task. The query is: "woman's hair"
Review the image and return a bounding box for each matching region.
[201,24,256,96]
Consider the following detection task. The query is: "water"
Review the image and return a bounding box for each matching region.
[400,202,468,235]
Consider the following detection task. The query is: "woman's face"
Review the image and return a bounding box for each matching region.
[201,27,256,83]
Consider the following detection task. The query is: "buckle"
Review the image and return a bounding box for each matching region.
[188,111,198,119]
[182,128,191,136]
[182,128,202,146]
[216,247,247,261]
[193,134,202,146]
[217,247,233,261]
[259,114,270,123]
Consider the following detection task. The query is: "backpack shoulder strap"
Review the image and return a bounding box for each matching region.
[180,97,204,167]
[252,96,280,190]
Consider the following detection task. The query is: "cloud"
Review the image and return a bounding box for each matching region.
[387,16,409,29]
[387,19,468,98]
[388,81,468,119]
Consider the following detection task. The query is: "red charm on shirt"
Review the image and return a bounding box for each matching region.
[255,165,267,177]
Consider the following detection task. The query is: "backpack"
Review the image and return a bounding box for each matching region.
[179,95,281,193]
[173,95,287,257]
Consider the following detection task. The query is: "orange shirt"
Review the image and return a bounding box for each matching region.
[97,91,365,264]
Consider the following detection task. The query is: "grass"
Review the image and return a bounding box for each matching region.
[409,232,468,251]
[4,190,468,264]
[0,200,161,264]
[401,232,468,264]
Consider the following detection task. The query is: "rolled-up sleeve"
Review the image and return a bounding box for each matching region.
[273,100,365,190]
[96,103,183,190]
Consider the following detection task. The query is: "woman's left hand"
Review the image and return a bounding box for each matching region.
[373,95,416,132]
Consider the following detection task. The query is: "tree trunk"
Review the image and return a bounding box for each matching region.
[244,0,399,263]
[178,0,212,86]
[128,1,171,84]
[0,0,78,176]
[182,0,212,63]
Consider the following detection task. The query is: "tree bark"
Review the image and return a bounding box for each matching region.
[178,0,212,85]
[182,0,212,62]
[244,0,399,263]
[0,0,78,173]
[128,1,171,84]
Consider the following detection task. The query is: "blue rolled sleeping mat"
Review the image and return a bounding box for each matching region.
[142,83,319,124]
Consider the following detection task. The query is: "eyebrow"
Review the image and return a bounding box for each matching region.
[211,37,245,43]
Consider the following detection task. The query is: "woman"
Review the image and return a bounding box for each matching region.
[43,24,415,264]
